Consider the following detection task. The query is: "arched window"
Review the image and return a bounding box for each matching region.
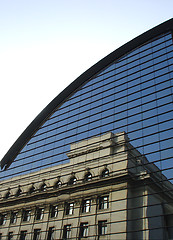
[68,176,77,185]
[84,172,92,182]
[29,185,35,194]
[40,183,47,192]
[54,180,62,189]
[16,187,22,197]
[101,168,109,178]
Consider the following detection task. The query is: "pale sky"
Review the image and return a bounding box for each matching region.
[0,0,173,162]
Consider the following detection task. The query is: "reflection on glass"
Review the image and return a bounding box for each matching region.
[0,32,172,187]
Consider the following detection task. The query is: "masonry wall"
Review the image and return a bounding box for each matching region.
[0,133,172,239]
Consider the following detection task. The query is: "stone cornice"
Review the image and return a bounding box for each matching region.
[0,171,130,210]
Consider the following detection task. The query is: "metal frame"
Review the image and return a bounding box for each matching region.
[1,18,173,170]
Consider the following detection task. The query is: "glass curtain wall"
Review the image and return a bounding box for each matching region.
[0,29,173,240]
[1,31,172,182]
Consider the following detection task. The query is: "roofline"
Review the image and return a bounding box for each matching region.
[1,18,173,170]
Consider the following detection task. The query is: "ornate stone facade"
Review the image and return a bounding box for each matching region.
[0,132,173,239]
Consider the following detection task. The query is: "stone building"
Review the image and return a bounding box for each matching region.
[1,19,173,239]
[0,132,173,239]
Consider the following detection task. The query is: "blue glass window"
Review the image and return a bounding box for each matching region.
[1,32,172,185]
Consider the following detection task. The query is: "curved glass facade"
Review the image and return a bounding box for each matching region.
[1,31,172,183]
[0,21,173,240]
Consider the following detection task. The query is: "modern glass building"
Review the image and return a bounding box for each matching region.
[0,19,173,239]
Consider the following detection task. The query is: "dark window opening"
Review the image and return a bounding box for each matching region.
[7,232,13,240]
[54,180,62,189]
[50,205,58,218]
[101,169,109,178]
[16,187,22,197]
[98,196,109,210]
[68,176,77,185]
[29,185,35,194]
[82,200,91,213]
[0,214,7,225]
[40,183,47,192]
[65,203,74,215]
[33,229,41,240]
[79,222,88,238]
[47,227,55,240]
[98,220,107,236]
[35,208,44,220]
[19,231,27,240]
[23,210,31,222]
[10,211,17,224]
[84,172,92,182]
[62,225,71,240]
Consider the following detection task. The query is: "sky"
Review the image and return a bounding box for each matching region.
[0,0,173,162]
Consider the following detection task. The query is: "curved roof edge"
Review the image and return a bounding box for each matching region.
[1,18,173,170]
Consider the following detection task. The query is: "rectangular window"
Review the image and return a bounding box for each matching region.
[65,203,74,215]
[0,233,2,240]
[10,211,17,224]
[47,227,55,240]
[82,200,91,213]
[79,223,88,238]
[35,208,44,220]
[50,205,58,218]
[63,225,71,239]
[23,210,31,222]
[8,232,13,240]
[98,221,107,236]
[98,196,109,210]
[0,214,7,225]
[33,229,41,240]
[19,231,27,240]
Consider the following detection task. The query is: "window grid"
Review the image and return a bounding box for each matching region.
[7,232,13,240]
[84,172,92,182]
[98,220,107,236]
[63,225,71,239]
[79,223,88,238]
[99,196,109,210]
[0,27,173,240]
[28,69,173,142]
[47,227,54,240]
[65,203,74,215]
[0,214,7,225]
[4,69,172,165]
[10,212,17,224]
[19,231,27,240]
[82,200,91,213]
[33,229,41,240]
[50,205,58,218]
[15,81,173,156]
[23,210,31,222]
[35,208,44,221]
